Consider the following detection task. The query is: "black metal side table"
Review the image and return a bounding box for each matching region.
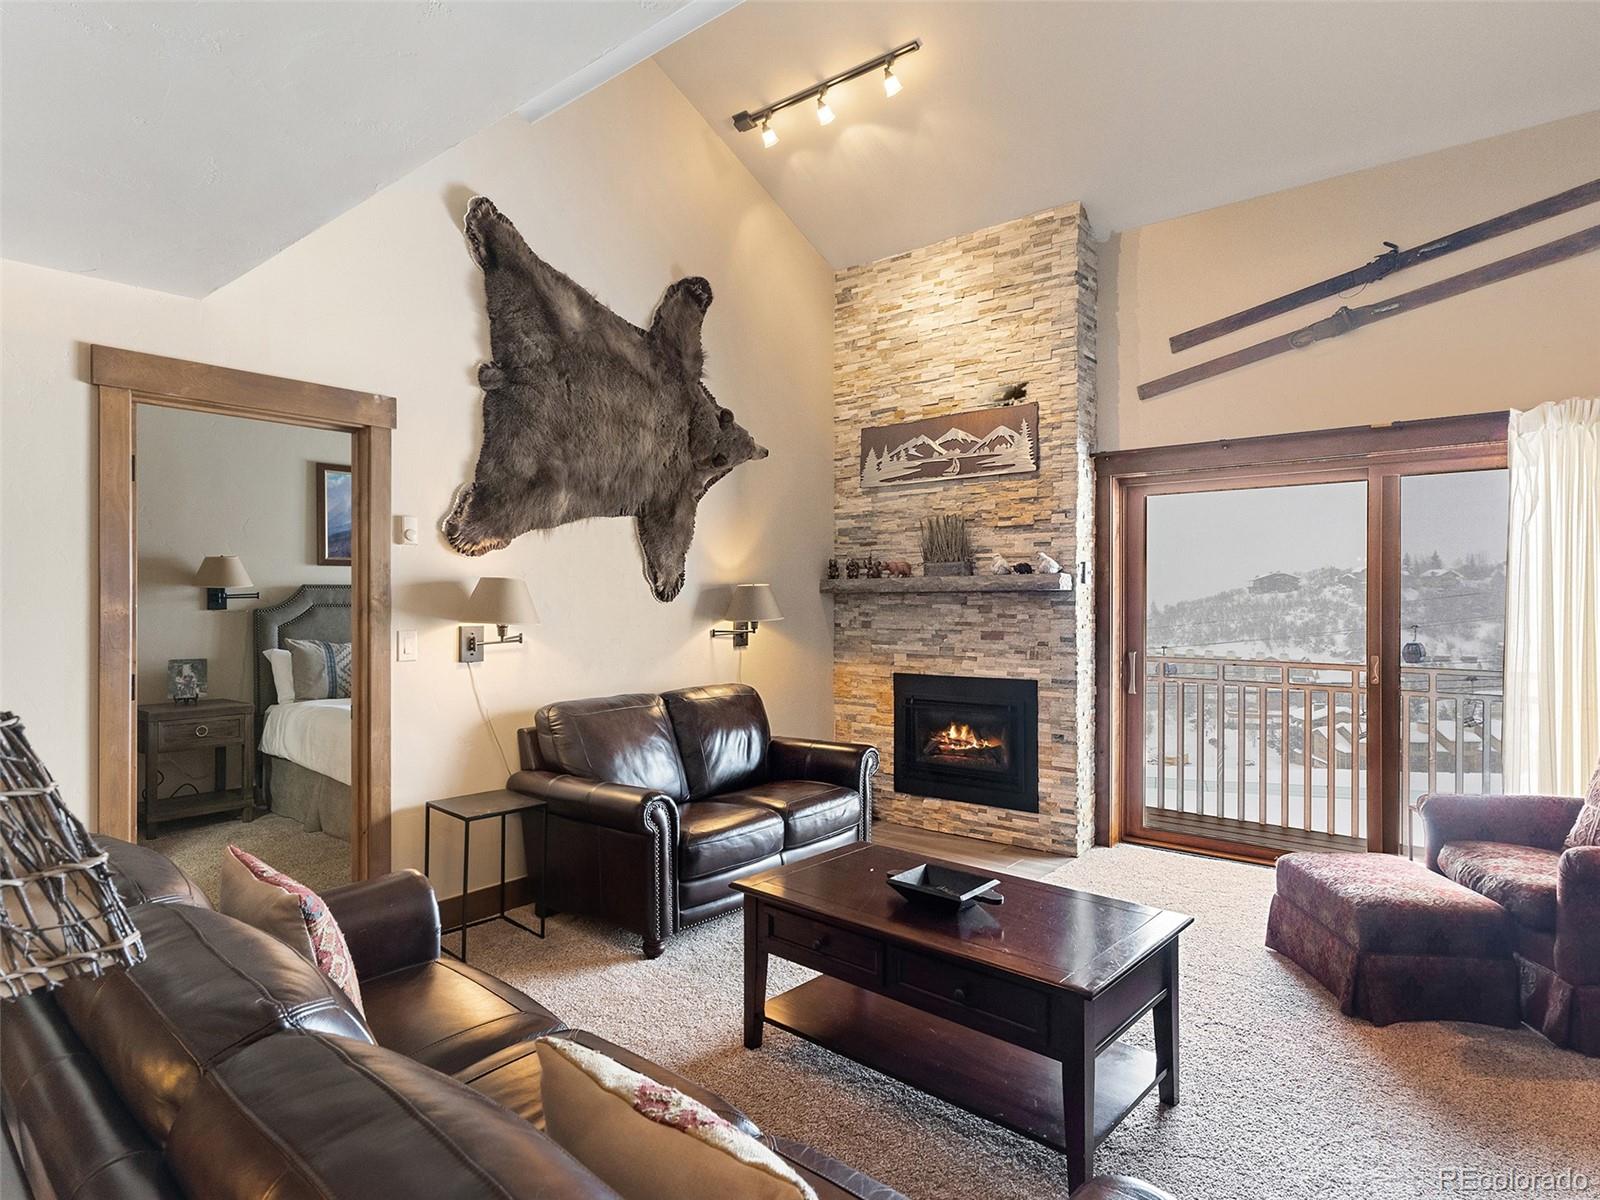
[424,788,547,961]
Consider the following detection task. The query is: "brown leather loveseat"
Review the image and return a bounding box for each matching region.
[0,837,905,1200]
[509,684,878,957]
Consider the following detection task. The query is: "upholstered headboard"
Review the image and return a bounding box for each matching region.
[251,584,352,720]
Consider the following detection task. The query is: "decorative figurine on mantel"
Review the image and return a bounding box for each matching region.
[1038,552,1062,575]
[845,558,862,580]
[989,554,1013,575]
[885,560,914,577]
[826,558,840,580]
[865,557,885,579]
[1013,561,1035,574]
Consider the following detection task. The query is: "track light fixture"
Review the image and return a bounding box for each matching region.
[731,39,920,141]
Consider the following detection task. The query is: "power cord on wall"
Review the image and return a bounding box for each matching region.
[465,660,514,778]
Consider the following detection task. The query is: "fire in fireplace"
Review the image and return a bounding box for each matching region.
[894,673,1038,812]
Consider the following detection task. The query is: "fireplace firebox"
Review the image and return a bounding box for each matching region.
[893,674,1039,812]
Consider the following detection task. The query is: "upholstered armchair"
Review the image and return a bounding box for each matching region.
[509,685,877,958]
[1417,777,1600,1055]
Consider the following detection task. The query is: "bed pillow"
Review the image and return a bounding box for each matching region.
[1566,760,1600,849]
[284,638,352,701]
[262,648,296,704]
[219,846,363,1013]
[535,1036,815,1200]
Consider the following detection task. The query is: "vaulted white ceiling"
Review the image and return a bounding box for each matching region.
[654,2,1600,268]
[6,2,1598,296]
[0,1,733,296]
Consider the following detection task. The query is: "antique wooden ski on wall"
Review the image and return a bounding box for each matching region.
[1138,223,1600,401]
[1168,177,1600,353]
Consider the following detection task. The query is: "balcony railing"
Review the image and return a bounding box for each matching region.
[1142,655,1503,853]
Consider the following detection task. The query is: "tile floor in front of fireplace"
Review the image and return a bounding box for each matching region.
[873,821,1073,879]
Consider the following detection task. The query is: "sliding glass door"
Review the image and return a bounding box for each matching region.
[1397,470,1509,855]
[1117,444,1508,862]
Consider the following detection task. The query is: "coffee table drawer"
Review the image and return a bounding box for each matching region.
[765,907,882,986]
[887,946,1050,1049]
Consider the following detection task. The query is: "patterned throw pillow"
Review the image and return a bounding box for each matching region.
[1567,761,1600,849]
[284,638,353,701]
[536,1037,816,1200]
[219,846,363,1013]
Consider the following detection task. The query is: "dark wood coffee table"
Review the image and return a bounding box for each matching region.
[735,843,1191,1189]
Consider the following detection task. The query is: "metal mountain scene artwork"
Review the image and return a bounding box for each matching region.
[859,401,1040,488]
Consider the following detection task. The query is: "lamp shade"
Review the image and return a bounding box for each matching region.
[724,584,784,624]
[0,712,144,999]
[465,577,539,626]
[193,555,253,588]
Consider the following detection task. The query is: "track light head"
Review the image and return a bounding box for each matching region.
[883,63,902,97]
[816,92,834,126]
[761,119,778,148]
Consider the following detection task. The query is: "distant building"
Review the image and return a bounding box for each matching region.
[1250,572,1300,595]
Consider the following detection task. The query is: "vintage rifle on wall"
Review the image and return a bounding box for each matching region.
[1167,177,1600,353]
[1137,223,1600,401]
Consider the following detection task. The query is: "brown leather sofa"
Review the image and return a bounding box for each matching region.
[0,837,1173,1200]
[0,836,903,1200]
[509,684,878,957]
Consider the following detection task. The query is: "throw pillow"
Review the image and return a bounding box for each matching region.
[284,638,352,701]
[219,846,363,1013]
[536,1037,815,1200]
[1566,761,1600,849]
[262,648,296,704]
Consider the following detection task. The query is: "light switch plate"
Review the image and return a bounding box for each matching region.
[396,629,418,661]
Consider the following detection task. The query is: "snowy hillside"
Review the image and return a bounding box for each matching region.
[1146,555,1505,667]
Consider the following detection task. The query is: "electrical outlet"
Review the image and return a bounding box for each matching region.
[396,629,418,662]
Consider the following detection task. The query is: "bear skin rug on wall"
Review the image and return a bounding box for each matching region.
[442,196,767,602]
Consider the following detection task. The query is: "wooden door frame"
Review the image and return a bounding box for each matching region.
[93,346,396,879]
[1093,412,1508,860]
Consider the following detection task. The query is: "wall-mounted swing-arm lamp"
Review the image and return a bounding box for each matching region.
[711,584,784,650]
[194,555,260,610]
[459,577,539,663]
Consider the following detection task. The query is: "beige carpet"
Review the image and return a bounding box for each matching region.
[462,843,1600,1200]
[143,812,350,904]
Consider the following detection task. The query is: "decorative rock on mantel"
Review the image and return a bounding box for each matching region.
[820,575,1073,596]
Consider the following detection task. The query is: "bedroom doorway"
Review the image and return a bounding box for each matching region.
[94,346,393,883]
[132,405,354,896]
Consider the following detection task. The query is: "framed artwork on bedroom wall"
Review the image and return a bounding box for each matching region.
[317,462,353,566]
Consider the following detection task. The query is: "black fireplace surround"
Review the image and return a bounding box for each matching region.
[893,673,1039,813]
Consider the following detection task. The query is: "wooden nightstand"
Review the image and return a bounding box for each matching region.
[137,698,255,837]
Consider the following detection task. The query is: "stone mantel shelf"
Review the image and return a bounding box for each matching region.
[820,575,1074,597]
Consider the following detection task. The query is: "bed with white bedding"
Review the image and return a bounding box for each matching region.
[252,585,352,840]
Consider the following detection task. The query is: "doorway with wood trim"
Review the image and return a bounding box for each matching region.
[93,346,394,881]
[1095,415,1509,863]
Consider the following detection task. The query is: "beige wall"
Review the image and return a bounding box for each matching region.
[0,62,837,894]
[1101,111,1600,451]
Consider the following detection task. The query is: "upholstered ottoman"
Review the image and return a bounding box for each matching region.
[1266,852,1519,1028]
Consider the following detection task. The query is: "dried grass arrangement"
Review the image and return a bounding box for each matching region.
[920,515,974,576]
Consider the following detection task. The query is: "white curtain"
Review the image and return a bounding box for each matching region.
[1503,397,1600,795]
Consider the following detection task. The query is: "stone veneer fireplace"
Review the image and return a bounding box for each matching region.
[827,203,1098,855]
